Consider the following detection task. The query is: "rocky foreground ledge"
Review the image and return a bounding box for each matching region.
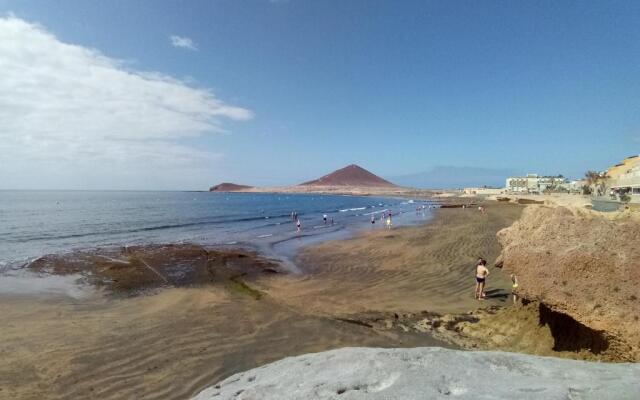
[193,347,639,400]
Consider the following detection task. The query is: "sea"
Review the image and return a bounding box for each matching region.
[0,191,435,272]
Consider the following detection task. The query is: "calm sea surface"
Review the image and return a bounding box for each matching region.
[0,191,434,270]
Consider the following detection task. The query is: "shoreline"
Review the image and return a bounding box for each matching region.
[7,196,632,399]
[0,195,449,400]
[0,191,439,274]
[263,202,522,317]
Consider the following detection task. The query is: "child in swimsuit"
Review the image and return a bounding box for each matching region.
[511,274,518,303]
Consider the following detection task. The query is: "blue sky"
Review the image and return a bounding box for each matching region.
[0,0,638,189]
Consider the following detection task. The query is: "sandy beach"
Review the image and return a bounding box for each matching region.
[0,201,522,399]
[6,199,635,399]
[4,4,638,398]
[265,202,523,316]
[1,284,444,400]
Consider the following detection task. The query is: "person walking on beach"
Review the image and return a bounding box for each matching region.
[386,213,392,230]
[371,214,376,224]
[475,259,489,300]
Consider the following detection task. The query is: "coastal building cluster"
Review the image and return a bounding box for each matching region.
[504,174,579,194]
[503,174,588,194]
[500,154,640,204]
[605,155,640,199]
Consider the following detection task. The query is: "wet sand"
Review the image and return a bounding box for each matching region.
[0,202,523,399]
[0,288,444,400]
[266,202,523,316]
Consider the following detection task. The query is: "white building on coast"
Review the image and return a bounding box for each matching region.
[505,174,570,194]
[604,155,640,202]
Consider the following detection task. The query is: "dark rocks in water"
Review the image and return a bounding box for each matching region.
[28,244,282,296]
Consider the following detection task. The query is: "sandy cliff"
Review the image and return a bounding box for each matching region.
[496,205,640,360]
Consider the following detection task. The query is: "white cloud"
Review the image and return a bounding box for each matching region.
[170,35,197,51]
[0,17,253,189]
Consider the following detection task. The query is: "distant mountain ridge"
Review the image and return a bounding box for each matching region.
[209,183,252,192]
[300,164,397,187]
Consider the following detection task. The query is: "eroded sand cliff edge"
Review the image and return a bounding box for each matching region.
[496,205,640,361]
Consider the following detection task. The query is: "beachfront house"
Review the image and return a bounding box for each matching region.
[505,174,569,194]
[604,155,640,203]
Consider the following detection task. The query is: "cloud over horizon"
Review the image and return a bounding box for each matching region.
[170,35,198,51]
[0,17,252,189]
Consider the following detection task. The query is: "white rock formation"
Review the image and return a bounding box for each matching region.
[193,347,640,400]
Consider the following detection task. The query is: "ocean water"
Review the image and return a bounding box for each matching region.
[0,191,434,270]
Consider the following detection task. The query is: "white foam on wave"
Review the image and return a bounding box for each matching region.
[0,270,92,299]
[257,234,273,238]
[364,209,388,216]
[339,207,368,212]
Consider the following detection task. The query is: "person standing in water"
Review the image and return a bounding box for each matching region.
[475,259,489,300]
[296,218,301,232]
[323,214,328,225]
[371,214,376,224]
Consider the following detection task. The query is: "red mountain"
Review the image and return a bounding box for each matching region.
[209,183,252,192]
[300,164,396,187]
